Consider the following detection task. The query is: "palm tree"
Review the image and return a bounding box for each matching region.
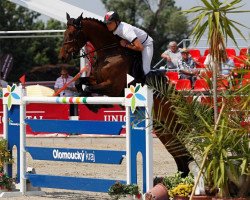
[181,0,250,197]
[183,0,249,123]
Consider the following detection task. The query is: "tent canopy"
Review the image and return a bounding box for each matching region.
[8,0,103,23]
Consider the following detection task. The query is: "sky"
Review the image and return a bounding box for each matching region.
[61,0,250,47]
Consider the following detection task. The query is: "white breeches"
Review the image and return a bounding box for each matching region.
[142,42,154,75]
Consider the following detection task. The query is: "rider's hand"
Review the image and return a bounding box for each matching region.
[120,39,129,47]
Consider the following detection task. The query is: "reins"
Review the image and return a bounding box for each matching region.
[75,43,119,59]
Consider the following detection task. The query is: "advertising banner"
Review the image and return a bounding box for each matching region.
[0,54,13,80]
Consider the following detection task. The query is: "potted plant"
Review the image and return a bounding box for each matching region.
[164,172,194,200]
[0,139,14,191]
[145,172,194,200]
[108,181,142,200]
[0,172,13,191]
[169,183,193,200]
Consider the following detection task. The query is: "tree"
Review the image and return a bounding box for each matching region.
[0,0,65,81]
[101,0,190,65]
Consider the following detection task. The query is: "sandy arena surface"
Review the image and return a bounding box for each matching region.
[4,136,177,200]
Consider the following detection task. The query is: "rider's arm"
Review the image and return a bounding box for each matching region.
[120,38,144,51]
[126,38,144,51]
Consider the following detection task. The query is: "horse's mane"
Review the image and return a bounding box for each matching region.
[82,17,107,28]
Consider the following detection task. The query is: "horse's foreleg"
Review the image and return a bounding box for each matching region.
[75,77,97,95]
[75,77,96,87]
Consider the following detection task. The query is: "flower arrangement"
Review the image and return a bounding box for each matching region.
[169,183,193,198]
[108,181,141,200]
[163,171,194,198]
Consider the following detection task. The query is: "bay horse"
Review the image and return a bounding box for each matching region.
[59,13,193,176]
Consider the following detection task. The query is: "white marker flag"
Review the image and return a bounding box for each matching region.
[127,74,134,86]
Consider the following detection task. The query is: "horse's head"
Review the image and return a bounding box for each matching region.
[60,13,87,62]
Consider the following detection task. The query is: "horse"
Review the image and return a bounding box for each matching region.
[59,13,193,176]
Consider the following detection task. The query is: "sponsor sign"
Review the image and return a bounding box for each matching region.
[0,54,13,80]
[27,146,125,164]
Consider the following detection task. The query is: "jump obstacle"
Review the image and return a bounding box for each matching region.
[2,83,153,197]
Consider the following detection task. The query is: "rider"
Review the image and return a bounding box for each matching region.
[104,11,154,76]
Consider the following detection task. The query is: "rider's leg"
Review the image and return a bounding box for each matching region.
[142,42,154,75]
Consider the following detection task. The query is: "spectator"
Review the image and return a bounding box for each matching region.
[104,11,153,76]
[0,72,8,88]
[204,51,235,78]
[177,48,199,87]
[54,67,77,116]
[161,41,182,69]
[54,67,76,97]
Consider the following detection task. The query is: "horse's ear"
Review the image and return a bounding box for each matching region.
[66,12,70,21]
[75,13,83,26]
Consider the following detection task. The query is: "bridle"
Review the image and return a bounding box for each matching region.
[63,18,87,58]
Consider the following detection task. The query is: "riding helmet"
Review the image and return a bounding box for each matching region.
[104,11,120,24]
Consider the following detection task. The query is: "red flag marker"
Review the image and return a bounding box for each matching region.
[19,74,26,84]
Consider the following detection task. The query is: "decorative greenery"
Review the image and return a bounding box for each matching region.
[0,172,13,190]
[108,181,141,200]
[0,139,14,191]
[162,172,194,198]
[0,139,13,172]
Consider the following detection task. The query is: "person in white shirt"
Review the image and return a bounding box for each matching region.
[104,11,154,76]
[161,41,182,69]
[54,67,76,97]
[204,52,235,78]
